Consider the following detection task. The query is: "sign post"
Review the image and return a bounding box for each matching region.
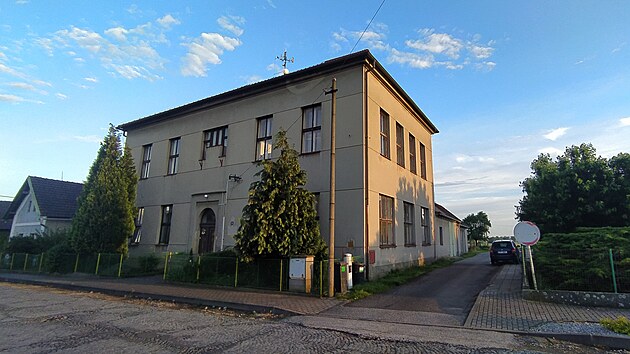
[514,221,540,290]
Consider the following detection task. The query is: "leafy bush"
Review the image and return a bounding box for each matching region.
[138,254,161,273]
[5,229,72,255]
[601,316,630,335]
[44,243,76,274]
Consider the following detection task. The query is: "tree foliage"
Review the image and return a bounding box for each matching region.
[70,125,138,255]
[462,211,492,246]
[517,143,630,233]
[234,130,327,262]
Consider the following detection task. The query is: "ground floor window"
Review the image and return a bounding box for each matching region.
[379,194,395,247]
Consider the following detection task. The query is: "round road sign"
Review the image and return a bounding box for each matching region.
[514,221,540,246]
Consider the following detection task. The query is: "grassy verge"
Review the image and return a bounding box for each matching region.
[339,249,484,301]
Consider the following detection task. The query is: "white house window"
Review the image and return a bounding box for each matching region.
[256,116,273,161]
[379,194,395,247]
[203,126,228,158]
[140,144,152,179]
[404,202,415,246]
[380,110,390,159]
[159,205,172,245]
[168,138,180,175]
[131,207,144,244]
[302,105,322,153]
[421,206,431,245]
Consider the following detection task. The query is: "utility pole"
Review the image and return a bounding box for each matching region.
[325,78,337,297]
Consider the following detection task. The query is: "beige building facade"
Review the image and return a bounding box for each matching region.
[119,50,439,279]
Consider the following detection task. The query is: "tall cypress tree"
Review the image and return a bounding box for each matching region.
[70,125,138,255]
[234,130,326,262]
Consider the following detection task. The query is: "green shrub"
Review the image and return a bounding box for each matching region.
[44,243,76,273]
[601,316,630,335]
[138,254,161,273]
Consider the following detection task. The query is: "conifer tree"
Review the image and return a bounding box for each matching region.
[234,130,326,261]
[70,125,138,255]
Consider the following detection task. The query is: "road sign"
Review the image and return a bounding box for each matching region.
[514,221,540,246]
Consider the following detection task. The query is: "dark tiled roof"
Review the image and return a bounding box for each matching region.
[0,201,12,231]
[435,203,462,223]
[4,176,83,220]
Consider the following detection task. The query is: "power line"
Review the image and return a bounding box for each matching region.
[350,0,387,54]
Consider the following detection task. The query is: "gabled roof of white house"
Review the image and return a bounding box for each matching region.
[435,203,462,223]
[118,49,439,134]
[3,176,83,220]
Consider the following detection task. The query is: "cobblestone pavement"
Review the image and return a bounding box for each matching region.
[464,263,630,332]
[0,283,618,353]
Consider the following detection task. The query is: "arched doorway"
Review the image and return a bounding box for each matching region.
[198,208,216,254]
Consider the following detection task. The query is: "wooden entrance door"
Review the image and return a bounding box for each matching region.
[198,208,216,254]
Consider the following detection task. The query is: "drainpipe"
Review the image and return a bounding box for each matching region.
[364,60,374,280]
[221,174,242,251]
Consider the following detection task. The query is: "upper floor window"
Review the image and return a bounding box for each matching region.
[302,105,322,154]
[420,142,427,179]
[131,207,144,244]
[409,134,417,174]
[140,144,152,179]
[396,123,405,167]
[159,205,172,245]
[380,110,390,159]
[168,138,180,175]
[379,194,395,247]
[203,126,228,158]
[256,116,273,161]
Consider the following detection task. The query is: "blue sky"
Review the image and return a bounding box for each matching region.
[1,1,629,236]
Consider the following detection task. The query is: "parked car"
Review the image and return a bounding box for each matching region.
[490,240,520,265]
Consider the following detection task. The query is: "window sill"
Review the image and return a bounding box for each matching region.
[422,243,431,246]
[379,244,396,249]
[404,243,416,247]
[300,151,321,156]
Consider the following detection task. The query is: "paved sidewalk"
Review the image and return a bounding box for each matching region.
[464,263,630,331]
[0,272,341,315]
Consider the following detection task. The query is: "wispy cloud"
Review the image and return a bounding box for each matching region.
[612,42,626,54]
[180,32,242,77]
[84,77,98,83]
[0,93,25,102]
[156,14,181,29]
[55,93,68,100]
[332,25,497,72]
[543,127,569,141]
[217,16,245,37]
[620,117,630,126]
[538,147,563,156]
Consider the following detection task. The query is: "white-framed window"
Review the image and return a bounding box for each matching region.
[256,116,273,161]
[396,123,405,167]
[159,205,172,245]
[302,105,322,153]
[379,194,395,247]
[203,126,228,158]
[167,138,180,175]
[380,110,390,159]
[421,206,431,245]
[131,207,144,244]
[404,202,415,246]
[140,144,152,179]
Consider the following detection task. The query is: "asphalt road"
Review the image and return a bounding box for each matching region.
[346,252,500,324]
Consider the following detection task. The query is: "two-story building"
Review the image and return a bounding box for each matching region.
[119,49,440,278]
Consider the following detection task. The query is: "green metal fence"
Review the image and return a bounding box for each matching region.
[525,247,630,293]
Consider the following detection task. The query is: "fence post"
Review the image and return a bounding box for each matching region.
[23,253,29,271]
[95,253,102,275]
[163,252,171,280]
[38,253,44,273]
[74,254,80,273]
[609,249,618,294]
[118,253,124,278]
[279,259,283,292]
[320,260,323,298]
[10,253,14,271]
[234,258,239,287]
[196,255,201,282]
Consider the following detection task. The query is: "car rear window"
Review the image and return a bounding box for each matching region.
[493,242,512,248]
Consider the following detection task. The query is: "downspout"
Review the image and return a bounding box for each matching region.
[364,60,374,280]
[220,176,229,251]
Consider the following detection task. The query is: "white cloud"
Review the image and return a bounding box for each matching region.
[55,93,68,100]
[469,44,494,59]
[406,30,463,59]
[7,82,36,91]
[242,75,263,84]
[620,117,630,126]
[543,127,569,141]
[157,14,181,29]
[72,135,101,143]
[388,48,433,69]
[266,0,277,9]
[84,77,98,83]
[332,24,389,52]
[539,147,563,156]
[105,27,128,42]
[180,33,241,77]
[217,16,245,37]
[0,93,24,102]
[612,42,626,53]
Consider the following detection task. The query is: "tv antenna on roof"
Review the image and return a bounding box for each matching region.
[276,50,294,75]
